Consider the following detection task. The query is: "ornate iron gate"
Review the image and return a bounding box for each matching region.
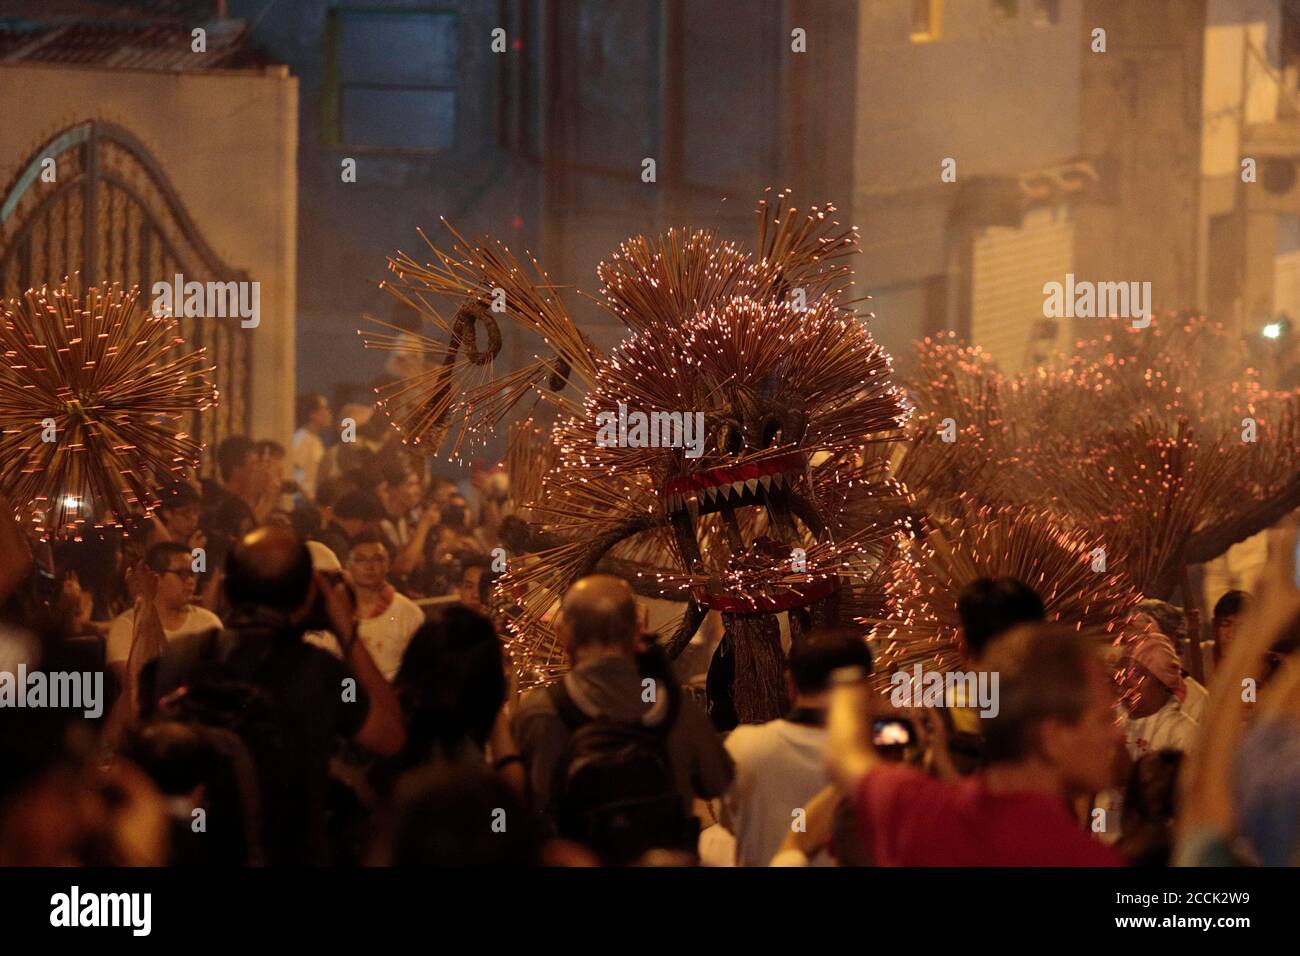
[0,120,252,456]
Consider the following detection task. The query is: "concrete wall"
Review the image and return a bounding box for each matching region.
[1204,0,1281,181]
[1073,0,1208,327]
[853,0,1083,365]
[1202,0,1286,330]
[0,60,299,443]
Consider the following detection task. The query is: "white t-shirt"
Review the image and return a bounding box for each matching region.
[290,428,325,500]
[1124,696,1199,758]
[1181,677,1209,726]
[723,718,831,867]
[305,590,425,682]
[359,592,425,680]
[106,605,223,664]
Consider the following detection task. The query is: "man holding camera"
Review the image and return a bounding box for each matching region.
[145,526,405,864]
[798,625,1126,866]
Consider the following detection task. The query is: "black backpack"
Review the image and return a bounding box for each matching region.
[150,629,304,864]
[547,680,694,864]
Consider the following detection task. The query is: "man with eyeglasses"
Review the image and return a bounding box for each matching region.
[106,542,223,681]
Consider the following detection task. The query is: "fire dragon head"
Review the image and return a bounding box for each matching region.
[364,191,913,684]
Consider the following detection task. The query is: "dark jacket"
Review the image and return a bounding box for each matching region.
[512,653,734,820]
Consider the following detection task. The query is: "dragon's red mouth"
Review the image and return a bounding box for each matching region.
[660,450,838,612]
[662,450,806,519]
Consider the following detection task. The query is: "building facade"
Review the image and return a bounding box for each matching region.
[0,11,298,450]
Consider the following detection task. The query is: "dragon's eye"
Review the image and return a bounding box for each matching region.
[760,414,784,448]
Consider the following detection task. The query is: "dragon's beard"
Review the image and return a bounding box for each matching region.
[662,450,839,611]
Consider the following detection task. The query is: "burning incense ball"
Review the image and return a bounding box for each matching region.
[0,281,216,539]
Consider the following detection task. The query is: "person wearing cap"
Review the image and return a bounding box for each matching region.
[1127,609,1209,725]
[1118,631,1200,758]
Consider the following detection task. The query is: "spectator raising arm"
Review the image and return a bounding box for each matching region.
[316,571,406,757]
[390,505,438,579]
[1177,524,1300,861]
[825,666,880,793]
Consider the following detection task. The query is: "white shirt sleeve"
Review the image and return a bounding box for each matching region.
[390,594,427,677]
[106,609,136,664]
[290,430,324,499]
[399,595,426,636]
[184,607,224,636]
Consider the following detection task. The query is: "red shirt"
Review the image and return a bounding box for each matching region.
[855,763,1124,867]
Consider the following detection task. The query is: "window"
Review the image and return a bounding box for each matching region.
[910,0,941,42]
[1031,0,1060,25]
[991,0,1019,19]
[324,8,458,150]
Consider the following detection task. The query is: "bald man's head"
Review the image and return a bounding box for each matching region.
[225,525,314,614]
[559,575,639,656]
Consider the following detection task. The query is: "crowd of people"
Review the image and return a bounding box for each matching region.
[0,395,1298,867]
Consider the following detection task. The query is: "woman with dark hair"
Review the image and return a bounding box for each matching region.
[380,605,525,799]
[368,765,542,867]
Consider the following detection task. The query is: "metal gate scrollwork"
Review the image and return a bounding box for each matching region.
[0,120,253,455]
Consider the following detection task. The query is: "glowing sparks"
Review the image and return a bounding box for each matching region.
[0,281,217,538]
[368,193,910,683]
[863,504,1142,679]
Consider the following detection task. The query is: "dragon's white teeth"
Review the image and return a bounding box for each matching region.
[668,469,798,514]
